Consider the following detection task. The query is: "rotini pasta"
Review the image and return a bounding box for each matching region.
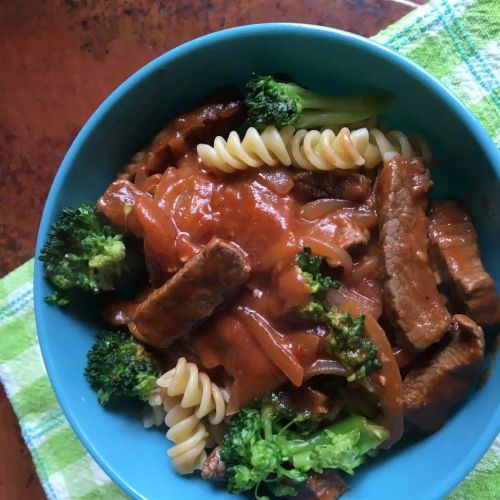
[196,126,430,174]
[157,357,227,424]
[163,394,209,474]
[145,358,227,475]
[143,390,166,428]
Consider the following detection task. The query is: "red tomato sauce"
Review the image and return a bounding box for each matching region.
[101,156,381,406]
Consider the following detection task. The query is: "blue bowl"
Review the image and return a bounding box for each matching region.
[35,24,500,499]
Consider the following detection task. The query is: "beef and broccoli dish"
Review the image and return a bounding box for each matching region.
[40,74,500,499]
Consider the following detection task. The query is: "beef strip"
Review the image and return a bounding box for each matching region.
[128,238,251,347]
[294,171,372,202]
[97,179,148,236]
[429,200,500,325]
[201,446,226,481]
[297,470,349,500]
[403,314,484,432]
[376,157,451,351]
[120,89,245,181]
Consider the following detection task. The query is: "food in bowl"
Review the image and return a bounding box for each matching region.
[39,74,500,499]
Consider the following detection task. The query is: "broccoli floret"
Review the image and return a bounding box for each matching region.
[327,310,382,380]
[245,74,391,130]
[220,394,387,497]
[296,247,381,379]
[300,301,328,323]
[44,290,71,308]
[39,204,127,305]
[297,247,340,301]
[84,330,157,406]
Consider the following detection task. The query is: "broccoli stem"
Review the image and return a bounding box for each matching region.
[326,415,388,455]
[296,110,379,129]
[266,83,390,128]
[245,74,391,130]
[290,416,387,474]
[295,94,392,129]
[297,90,391,112]
[287,415,387,457]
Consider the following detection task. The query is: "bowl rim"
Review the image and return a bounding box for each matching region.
[34,22,500,499]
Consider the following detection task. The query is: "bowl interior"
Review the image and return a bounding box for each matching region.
[35,24,500,500]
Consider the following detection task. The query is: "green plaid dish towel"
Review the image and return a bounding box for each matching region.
[1,0,499,498]
[0,261,124,500]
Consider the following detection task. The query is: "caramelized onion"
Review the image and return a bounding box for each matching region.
[300,199,354,221]
[303,236,353,275]
[134,169,148,189]
[135,196,179,274]
[304,359,350,380]
[335,207,379,229]
[154,167,177,203]
[238,307,304,386]
[327,285,381,319]
[141,174,162,195]
[392,345,416,368]
[350,210,379,229]
[349,255,379,283]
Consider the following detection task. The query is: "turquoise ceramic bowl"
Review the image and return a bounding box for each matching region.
[35,24,500,499]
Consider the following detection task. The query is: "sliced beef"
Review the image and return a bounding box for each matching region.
[128,238,251,348]
[376,157,451,351]
[297,470,349,500]
[201,446,226,481]
[97,179,148,236]
[429,200,500,325]
[403,314,484,432]
[120,89,245,181]
[294,171,372,203]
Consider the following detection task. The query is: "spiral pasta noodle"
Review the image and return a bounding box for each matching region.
[196,126,430,174]
[144,358,227,475]
[157,357,227,424]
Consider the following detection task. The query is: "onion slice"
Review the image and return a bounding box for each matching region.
[237,307,304,387]
[335,207,379,229]
[300,199,354,221]
[303,236,353,275]
[304,358,350,380]
[141,173,162,195]
[349,255,379,283]
[392,345,416,368]
[327,284,382,320]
